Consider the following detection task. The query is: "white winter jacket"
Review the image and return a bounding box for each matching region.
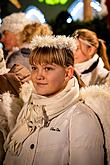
[4,78,104,165]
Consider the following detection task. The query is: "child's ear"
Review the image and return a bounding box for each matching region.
[65,66,74,80]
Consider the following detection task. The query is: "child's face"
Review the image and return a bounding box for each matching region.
[31,63,69,97]
[73,39,93,64]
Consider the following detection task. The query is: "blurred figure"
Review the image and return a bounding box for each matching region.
[52,11,74,35]
[0,47,25,163]
[0,12,33,55]
[6,22,53,70]
[0,40,31,97]
[0,42,30,165]
[72,28,110,86]
[20,22,53,44]
[0,13,34,163]
[0,12,34,70]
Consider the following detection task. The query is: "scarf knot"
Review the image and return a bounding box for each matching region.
[27,104,49,129]
[4,104,49,156]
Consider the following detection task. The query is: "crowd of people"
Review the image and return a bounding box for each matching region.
[0,11,110,165]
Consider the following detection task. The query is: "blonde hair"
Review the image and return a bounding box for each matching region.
[29,47,74,68]
[20,22,53,44]
[72,28,110,70]
[98,39,110,70]
[29,46,86,88]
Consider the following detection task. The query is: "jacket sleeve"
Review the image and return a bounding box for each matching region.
[0,73,21,96]
[9,63,31,84]
[69,102,104,165]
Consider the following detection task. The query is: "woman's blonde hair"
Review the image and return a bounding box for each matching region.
[19,22,53,44]
[72,28,110,70]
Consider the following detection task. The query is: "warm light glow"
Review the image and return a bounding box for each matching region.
[68,0,102,21]
[90,1,102,12]
[9,0,21,9]
[66,17,72,23]
[70,2,83,17]
[25,6,46,23]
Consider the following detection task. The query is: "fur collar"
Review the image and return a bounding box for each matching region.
[80,85,110,99]
[19,80,34,103]
[80,85,110,164]
[0,92,23,140]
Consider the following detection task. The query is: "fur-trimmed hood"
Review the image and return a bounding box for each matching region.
[80,84,110,102]
[0,92,23,140]
[0,81,34,140]
[19,80,35,103]
[80,85,110,164]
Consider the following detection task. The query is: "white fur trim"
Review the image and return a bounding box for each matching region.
[80,85,110,99]
[30,35,77,51]
[19,81,34,103]
[1,12,33,33]
[2,92,23,131]
[80,85,110,164]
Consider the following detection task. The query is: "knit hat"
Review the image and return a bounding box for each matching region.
[0,12,33,34]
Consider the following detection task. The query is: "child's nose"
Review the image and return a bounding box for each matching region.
[36,70,45,80]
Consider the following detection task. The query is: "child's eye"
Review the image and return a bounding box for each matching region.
[45,67,53,71]
[31,66,37,70]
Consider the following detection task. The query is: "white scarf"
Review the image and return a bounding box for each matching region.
[74,54,99,74]
[74,54,108,86]
[4,77,79,156]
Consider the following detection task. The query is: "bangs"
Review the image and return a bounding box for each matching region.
[29,47,72,67]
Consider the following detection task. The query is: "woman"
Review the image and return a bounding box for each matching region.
[72,28,110,86]
[3,35,104,165]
